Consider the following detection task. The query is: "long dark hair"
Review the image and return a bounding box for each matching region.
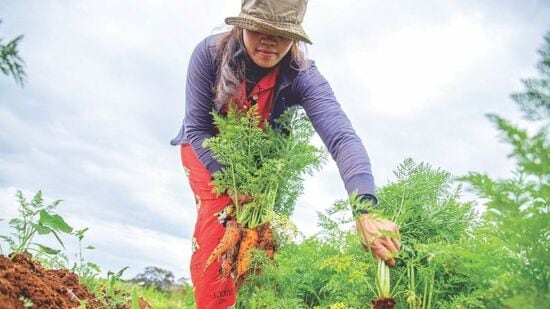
[213,26,307,109]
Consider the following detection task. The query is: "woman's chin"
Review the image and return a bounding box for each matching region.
[252,54,279,68]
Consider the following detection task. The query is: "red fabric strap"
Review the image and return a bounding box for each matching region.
[229,66,280,123]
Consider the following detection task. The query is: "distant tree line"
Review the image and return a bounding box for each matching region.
[131,266,189,292]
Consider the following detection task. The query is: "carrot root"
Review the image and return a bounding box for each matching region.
[236,227,259,278]
[204,220,242,273]
[257,223,276,259]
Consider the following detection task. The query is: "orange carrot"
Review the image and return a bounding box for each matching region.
[236,227,259,278]
[222,243,239,278]
[220,252,234,278]
[258,223,276,259]
[204,220,242,272]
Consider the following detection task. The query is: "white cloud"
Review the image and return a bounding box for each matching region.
[347,15,490,116]
[0,187,20,220]
[65,215,192,279]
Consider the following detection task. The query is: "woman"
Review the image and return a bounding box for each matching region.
[171,0,401,307]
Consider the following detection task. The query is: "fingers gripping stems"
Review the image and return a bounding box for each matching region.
[356,214,401,267]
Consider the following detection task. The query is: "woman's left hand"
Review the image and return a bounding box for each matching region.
[227,188,253,206]
[356,214,401,266]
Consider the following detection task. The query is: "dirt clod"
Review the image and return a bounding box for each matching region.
[0,253,150,309]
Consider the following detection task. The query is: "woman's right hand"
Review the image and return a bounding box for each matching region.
[356,214,401,266]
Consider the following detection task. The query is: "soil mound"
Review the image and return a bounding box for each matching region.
[0,253,150,309]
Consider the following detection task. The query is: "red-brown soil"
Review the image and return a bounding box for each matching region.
[372,297,396,309]
[0,253,150,309]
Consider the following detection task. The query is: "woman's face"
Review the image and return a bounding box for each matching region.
[243,29,294,68]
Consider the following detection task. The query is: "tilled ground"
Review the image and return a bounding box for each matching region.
[0,253,150,309]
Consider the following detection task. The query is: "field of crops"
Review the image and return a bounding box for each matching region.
[1,140,547,308]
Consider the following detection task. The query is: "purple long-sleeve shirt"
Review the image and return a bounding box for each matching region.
[171,33,377,201]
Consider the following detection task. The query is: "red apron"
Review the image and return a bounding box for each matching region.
[181,67,279,308]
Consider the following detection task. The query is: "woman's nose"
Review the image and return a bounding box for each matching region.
[260,35,277,45]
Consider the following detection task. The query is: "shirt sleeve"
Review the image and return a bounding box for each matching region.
[183,38,224,174]
[294,61,377,200]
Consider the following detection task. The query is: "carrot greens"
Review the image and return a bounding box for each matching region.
[203,103,326,228]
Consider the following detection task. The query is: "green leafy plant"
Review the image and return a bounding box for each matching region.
[130,286,140,309]
[459,28,550,308]
[74,228,100,273]
[105,267,131,307]
[70,227,102,293]
[236,158,476,308]
[0,190,73,258]
[86,266,132,308]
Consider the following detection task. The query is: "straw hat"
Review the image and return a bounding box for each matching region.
[225,0,312,44]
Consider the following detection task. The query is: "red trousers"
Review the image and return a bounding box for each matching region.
[180,144,236,308]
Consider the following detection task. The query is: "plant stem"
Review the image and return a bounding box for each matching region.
[393,190,407,224]
[409,264,416,309]
[377,258,391,298]
[426,271,434,309]
[422,272,428,309]
[230,165,240,217]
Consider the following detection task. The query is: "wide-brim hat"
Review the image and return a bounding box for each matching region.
[225,0,312,44]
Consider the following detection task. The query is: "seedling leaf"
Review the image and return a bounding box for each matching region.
[36,243,60,255]
[31,222,52,235]
[86,262,101,272]
[51,230,66,249]
[38,210,73,233]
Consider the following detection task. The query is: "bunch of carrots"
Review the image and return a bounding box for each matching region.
[202,104,325,283]
[204,219,275,281]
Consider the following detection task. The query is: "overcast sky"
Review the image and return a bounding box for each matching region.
[1,0,549,280]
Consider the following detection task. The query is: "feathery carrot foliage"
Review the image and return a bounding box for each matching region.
[203,103,326,228]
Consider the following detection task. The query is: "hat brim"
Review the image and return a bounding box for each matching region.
[225,15,312,44]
